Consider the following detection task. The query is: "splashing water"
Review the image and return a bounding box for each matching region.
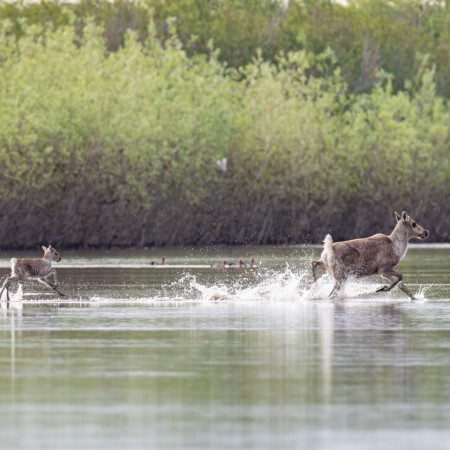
[12,284,23,302]
[414,285,430,303]
[0,284,22,302]
[173,267,384,303]
[0,265,432,306]
[180,267,310,303]
[0,284,23,310]
[176,267,418,304]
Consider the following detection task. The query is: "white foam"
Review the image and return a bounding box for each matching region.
[184,267,431,304]
[0,284,23,303]
[182,266,308,303]
[412,285,430,303]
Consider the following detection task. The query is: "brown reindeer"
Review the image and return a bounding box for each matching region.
[311,211,429,299]
[0,245,65,304]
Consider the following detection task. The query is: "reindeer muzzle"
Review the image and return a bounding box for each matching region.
[421,230,430,240]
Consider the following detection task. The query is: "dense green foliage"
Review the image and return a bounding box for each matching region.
[0,2,448,248]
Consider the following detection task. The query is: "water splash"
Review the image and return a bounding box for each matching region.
[181,267,311,303]
[414,285,430,303]
[12,284,23,302]
[0,284,23,303]
[0,284,23,310]
[182,267,410,304]
[1,267,431,305]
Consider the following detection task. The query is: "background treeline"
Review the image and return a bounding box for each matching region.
[2,0,449,98]
[0,0,448,248]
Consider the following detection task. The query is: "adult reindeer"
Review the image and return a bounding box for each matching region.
[0,245,65,304]
[311,211,429,300]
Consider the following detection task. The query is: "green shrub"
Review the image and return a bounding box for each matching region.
[0,19,448,247]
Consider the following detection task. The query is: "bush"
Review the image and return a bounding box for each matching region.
[0,19,448,247]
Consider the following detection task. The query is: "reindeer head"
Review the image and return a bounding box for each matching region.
[42,245,62,262]
[394,211,429,240]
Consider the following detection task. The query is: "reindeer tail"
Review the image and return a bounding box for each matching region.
[323,234,334,260]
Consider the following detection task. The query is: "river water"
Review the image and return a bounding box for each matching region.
[0,244,449,449]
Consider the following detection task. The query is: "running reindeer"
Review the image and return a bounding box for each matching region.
[0,245,65,303]
[311,211,429,300]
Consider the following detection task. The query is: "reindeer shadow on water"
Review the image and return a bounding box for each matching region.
[311,211,429,300]
[0,245,65,306]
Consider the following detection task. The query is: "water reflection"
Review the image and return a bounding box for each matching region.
[318,303,334,402]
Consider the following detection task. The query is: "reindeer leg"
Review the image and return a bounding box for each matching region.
[0,284,9,306]
[311,261,319,282]
[397,282,416,301]
[311,260,325,282]
[329,278,345,298]
[377,269,402,292]
[1,275,20,306]
[38,277,66,297]
[53,286,66,297]
[377,270,415,299]
[50,270,65,297]
[0,282,7,303]
[326,263,347,299]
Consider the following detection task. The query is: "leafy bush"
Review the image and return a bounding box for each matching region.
[0,18,448,247]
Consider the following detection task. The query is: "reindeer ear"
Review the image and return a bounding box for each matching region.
[394,212,401,222]
[401,211,410,222]
[42,245,48,252]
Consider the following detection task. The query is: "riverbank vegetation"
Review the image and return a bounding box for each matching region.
[0,0,448,248]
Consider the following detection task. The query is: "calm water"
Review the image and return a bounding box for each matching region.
[0,245,449,449]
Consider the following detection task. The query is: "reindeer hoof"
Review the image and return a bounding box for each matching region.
[376,285,389,292]
[52,286,65,297]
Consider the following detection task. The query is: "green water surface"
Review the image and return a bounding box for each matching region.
[0,245,449,449]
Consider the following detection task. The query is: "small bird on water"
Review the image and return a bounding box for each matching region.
[238,258,255,268]
[151,257,166,265]
[210,260,227,269]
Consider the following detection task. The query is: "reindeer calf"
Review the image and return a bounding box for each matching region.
[311,211,429,300]
[0,245,65,303]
